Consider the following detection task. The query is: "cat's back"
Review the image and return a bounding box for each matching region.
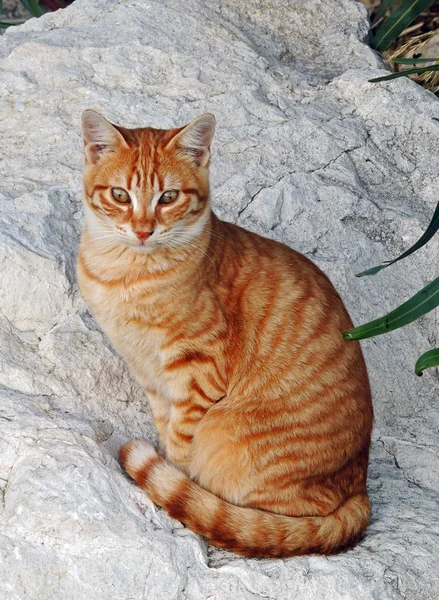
[212,217,371,414]
[214,217,354,330]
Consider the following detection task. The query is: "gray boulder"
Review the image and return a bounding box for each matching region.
[1,0,438,598]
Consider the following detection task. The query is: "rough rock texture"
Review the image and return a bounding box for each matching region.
[1,1,439,598]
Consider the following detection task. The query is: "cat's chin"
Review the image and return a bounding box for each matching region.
[128,244,156,254]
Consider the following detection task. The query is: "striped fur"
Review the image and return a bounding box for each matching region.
[78,111,373,558]
[120,440,371,558]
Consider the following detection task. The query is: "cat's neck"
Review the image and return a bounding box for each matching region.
[79,210,217,285]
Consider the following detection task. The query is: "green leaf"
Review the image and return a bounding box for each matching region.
[0,22,12,28]
[343,276,439,341]
[369,64,439,82]
[374,0,400,21]
[19,0,42,17]
[371,0,435,52]
[356,200,439,277]
[393,57,439,64]
[415,348,439,375]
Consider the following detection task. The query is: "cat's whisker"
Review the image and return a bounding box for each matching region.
[172,223,229,246]
[80,238,119,250]
[81,234,116,244]
[160,238,205,279]
[170,226,226,253]
[167,233,219,276]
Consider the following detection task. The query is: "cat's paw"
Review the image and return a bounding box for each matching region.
[119,439,158,482]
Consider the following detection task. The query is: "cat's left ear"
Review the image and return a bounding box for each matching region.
[81,110,129,164]
[169,113,216,168]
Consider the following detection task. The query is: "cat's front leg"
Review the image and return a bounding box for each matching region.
[144,389,171,453]
[164,383,221,472]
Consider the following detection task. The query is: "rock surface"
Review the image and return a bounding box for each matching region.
[1,0,439,598]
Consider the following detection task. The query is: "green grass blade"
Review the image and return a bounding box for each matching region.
[19,0,42,17]
[371,0,435,52]
[393,57,439,64]
[369,64,439,82]
[415,348,439,375]
[356,200,439,277]
[375,0,399,21]
[343,276,439,341]
[0,22,12,28]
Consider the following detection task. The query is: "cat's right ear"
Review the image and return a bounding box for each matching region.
[81,110,128,164]
[168,113,216,168]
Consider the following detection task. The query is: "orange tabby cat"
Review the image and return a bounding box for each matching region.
[77,110,373,558]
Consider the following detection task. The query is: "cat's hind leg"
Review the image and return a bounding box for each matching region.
[188,401,260,506]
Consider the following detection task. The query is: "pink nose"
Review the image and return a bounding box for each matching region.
[135,230,153,240]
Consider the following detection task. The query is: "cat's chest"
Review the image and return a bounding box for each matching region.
[84,279,179,391]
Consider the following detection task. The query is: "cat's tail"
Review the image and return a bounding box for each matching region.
[119,440,370,558]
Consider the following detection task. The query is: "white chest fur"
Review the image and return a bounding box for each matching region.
[80,271,190,408]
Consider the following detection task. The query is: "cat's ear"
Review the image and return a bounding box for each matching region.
[81,110,128,164]
[169,113,216,168]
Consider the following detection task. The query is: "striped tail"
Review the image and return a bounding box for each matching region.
[119,440,370,558]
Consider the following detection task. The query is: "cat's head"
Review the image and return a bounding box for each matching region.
[81,110,215,253]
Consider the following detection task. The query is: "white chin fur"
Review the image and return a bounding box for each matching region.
[127,243,156,254]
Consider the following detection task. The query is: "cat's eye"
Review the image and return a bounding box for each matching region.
[111,188,131,204]
[158,190,179,205]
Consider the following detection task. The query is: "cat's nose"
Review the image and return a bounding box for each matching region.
[134,230,153,240]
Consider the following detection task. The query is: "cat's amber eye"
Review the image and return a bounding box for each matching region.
[158,190,179,205]
[111,188,131,204]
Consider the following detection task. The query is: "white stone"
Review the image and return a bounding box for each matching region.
[1,0,438,598]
